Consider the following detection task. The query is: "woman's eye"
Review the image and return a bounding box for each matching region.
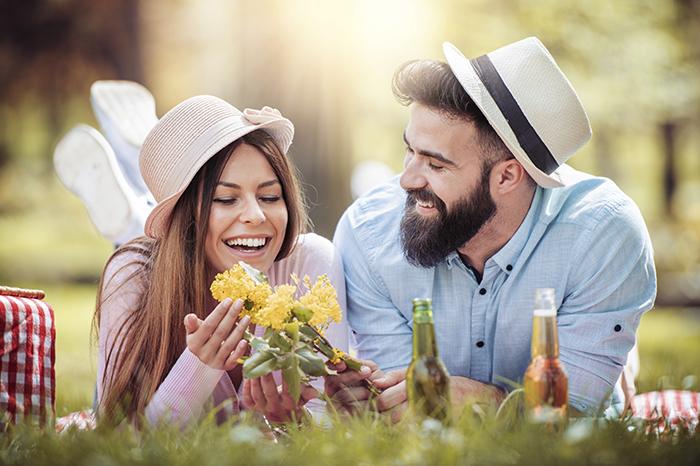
[213,198,237,205]
[260,196,281,203]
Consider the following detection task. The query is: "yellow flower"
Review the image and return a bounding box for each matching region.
[210,264,272,318]
[254,284,297,330]
[329,348,345,364]
[297,274,342,331]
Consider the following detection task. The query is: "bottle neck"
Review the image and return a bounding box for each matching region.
[413,314,438,359]
[531,312,559,359]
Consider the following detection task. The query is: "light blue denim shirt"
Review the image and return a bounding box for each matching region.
[333,168,656,413]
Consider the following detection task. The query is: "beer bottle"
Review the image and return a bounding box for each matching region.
[523,288,568,425]
[406,298,451,421]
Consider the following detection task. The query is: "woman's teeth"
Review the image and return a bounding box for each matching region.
[225,237,267,248]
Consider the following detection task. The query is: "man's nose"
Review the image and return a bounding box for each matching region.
[399,155,427,191]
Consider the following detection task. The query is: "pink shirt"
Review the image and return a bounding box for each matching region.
[96,233,349,426]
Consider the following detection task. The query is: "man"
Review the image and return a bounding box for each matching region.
[327,37,656,417]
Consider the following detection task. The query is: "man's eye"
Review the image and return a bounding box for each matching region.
[428,163,445,172]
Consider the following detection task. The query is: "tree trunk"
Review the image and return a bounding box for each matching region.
[660,120,678,219]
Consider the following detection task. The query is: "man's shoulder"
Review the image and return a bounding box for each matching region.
[544,166,646,233]
[339,177,405,244]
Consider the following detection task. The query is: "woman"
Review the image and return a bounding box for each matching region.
[95,96,348,427]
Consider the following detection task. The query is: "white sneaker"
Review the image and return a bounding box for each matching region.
[53,125,148,245]
[90,80,158,201]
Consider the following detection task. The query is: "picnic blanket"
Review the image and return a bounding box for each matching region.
[0,286,55,428]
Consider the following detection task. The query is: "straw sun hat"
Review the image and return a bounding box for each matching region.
[442,37,592,188]
[140,95,294,239]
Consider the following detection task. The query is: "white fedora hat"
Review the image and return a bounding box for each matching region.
[140,95,294,239]
[443,37,591,187]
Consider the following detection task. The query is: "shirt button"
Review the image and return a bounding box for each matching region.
[506,264,513,271]
[479,288,487,295]
[476,341,485,348]
[614,324,622,332]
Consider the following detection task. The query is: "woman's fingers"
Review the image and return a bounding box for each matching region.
[250,376,267,410]
[187,298,233,350]
[183,314,202,335]
[214,315,250,366]
[242,379,254,409]
[261,373,282,408]
[223,340,248,371]
[202,299,244,355]
[300,384,319,403]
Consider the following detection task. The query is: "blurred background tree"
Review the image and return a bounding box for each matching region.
[1,0,699,305]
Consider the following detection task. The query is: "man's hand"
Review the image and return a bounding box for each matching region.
[376,373,505,423]
[324,359,379,413]
[449,376,506,407]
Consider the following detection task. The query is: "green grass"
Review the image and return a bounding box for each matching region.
[3,284,699,464]
[45,287,700,415]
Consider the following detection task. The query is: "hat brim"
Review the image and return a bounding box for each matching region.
[442,42,565,188]
[144,117,293,239]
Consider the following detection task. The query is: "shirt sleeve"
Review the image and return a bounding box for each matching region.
[557,200,656,413]
[97,250,225,427]
[333,209,413,372]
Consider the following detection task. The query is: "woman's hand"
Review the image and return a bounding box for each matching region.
[242,373,317,423]
[184,298,250,371]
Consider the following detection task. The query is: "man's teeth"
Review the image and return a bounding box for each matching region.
[225,238,267,248]
[417,200,434,208]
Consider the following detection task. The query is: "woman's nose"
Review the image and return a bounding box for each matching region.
[240,200,266,225]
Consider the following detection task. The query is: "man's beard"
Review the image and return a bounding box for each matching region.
[400,167,497,268]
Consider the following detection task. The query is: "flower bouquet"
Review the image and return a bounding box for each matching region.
[210,261,379,402]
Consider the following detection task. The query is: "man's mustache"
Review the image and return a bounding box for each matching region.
[405,188,447,215]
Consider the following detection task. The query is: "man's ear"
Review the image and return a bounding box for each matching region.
[492,159,528,195]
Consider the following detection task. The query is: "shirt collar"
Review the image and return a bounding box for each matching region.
[490,187,544,274]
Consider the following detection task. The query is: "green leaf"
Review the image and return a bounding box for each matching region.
[299,324,318,340]
[243,351,278,379]
[239,261,268,284]
[269,331,292,351]
[282,354,302,403]
[249,336,270,352]
[292,306,314,323]
[296,348,331,377]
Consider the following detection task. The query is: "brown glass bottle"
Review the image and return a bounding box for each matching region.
[523,288,568,424]
[406,298,451,421]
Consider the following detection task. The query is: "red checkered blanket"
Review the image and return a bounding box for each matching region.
[0,287,55,427]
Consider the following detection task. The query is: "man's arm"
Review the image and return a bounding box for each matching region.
[330,209,505,417]
[558,200,656,413]
[332,208,413,371]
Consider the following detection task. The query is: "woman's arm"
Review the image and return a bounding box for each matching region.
[97,251,246,427]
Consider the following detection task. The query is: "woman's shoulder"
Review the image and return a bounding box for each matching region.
[268,233,338,285]
[101,239,153,296]
[293,232,334,255]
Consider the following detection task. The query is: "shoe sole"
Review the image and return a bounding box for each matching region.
[90,80,158,148]
[53,125,136,241]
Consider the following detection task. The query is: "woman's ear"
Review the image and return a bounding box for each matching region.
[492,159,528,195]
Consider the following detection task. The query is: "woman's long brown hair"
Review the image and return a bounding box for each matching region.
[94,130,307,425]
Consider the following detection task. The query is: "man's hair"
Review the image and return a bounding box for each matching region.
[392,59,513,169]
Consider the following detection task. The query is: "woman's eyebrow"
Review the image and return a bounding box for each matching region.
[216,180,280,189]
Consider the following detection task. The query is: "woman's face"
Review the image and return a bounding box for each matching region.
[205,143,288,274]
